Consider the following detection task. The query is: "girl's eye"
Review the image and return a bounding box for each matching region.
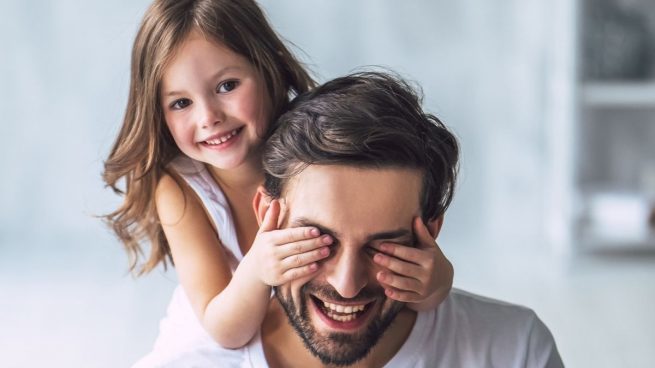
[170,98,191,110]
[217,80,239,93]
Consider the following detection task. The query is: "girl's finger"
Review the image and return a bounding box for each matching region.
[375,242,425,264]
[383,287,422,303]
[414,217,437,249]
[276,235,333,259]
[280,246,330,270]
[281,262,320,283]
[377,271,422,293]
[268,225,323,244]
[373,243,429,276]
[258,199,280,234]
[414,217,450,269]
[414,216,446,249]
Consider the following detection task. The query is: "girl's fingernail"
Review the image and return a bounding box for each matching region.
[310,228,320,237]
[309,263,318,271]
[380,243,391,252]
[374,253,384,263]
[322,235,332,244]
[320,247,329,256]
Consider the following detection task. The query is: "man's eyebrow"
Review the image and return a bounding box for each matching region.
[290,217,414,244]
[366,229,414,244]
[290,218,340,239]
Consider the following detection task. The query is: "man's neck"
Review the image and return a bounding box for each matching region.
[261,299,417,368]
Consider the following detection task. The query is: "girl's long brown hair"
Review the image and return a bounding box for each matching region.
[103,0,315,275]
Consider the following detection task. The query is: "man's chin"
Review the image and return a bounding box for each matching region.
[307,299,403,366]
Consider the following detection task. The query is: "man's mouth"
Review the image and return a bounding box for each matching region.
[201,126,244,146]
[310,295,375,329]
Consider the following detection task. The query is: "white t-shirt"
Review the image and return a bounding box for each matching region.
[158,289,564,368]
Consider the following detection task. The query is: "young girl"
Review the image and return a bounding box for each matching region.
[103,0,454,363]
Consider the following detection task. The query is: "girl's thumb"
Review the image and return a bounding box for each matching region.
[259,199,280,233]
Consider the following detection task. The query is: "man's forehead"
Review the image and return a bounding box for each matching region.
[283,164,422,195]
[279,165,422,240]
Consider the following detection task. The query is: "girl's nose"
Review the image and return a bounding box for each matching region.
[198,101,225,129]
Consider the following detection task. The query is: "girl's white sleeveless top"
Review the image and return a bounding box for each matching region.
[132,155,245,367]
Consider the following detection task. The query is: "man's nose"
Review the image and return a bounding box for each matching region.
[325,248,368,299]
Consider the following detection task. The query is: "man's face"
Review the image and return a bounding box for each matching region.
[273,165,423,366]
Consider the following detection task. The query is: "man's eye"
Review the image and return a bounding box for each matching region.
[170,98,191,110]
[364,246,379,258]
[217,80,239,93]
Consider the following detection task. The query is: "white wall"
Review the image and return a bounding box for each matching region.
[7,1,631,367]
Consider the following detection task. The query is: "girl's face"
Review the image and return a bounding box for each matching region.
[160,31,271,170]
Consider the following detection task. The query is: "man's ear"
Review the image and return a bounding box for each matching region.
[252,185,272,226]
[426,215,445,239]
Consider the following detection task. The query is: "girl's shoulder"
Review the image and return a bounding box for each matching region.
[155,167,195,226]
[155,155,212,225]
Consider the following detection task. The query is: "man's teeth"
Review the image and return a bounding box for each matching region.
[205,129,239,145]
[326,311,356,322]
[322,301,365,314]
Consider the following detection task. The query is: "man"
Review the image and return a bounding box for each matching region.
[166,72,563,367]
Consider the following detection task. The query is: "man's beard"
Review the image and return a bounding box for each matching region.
[274,281,404,366]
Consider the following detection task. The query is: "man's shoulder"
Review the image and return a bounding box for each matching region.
[444,288,538,320]
[432,288,546,340]
[405,289,563,368]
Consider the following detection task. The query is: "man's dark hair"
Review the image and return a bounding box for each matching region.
[262,71,459,221]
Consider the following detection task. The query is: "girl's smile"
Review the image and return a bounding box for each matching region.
[199,126,244,150]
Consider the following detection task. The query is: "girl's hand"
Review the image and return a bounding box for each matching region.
[250,199,332,286]
[372,217,453,308]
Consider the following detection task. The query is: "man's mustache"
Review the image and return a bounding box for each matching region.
[302,281,386,303]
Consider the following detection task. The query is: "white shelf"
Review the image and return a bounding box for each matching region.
[579,228,655,250]
[581,82,655,108]
[577,191,655,250]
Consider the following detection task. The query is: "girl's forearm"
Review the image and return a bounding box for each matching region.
[202,255,271,349]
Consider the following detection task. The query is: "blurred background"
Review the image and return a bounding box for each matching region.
[1,0,654,367]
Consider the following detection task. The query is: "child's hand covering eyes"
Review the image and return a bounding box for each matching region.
[371,217,453,309]
[249,199,332,286]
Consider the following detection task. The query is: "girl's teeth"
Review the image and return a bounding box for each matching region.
[205,129,239,145]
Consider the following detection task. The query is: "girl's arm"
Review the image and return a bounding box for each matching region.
[155,174,330,349]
